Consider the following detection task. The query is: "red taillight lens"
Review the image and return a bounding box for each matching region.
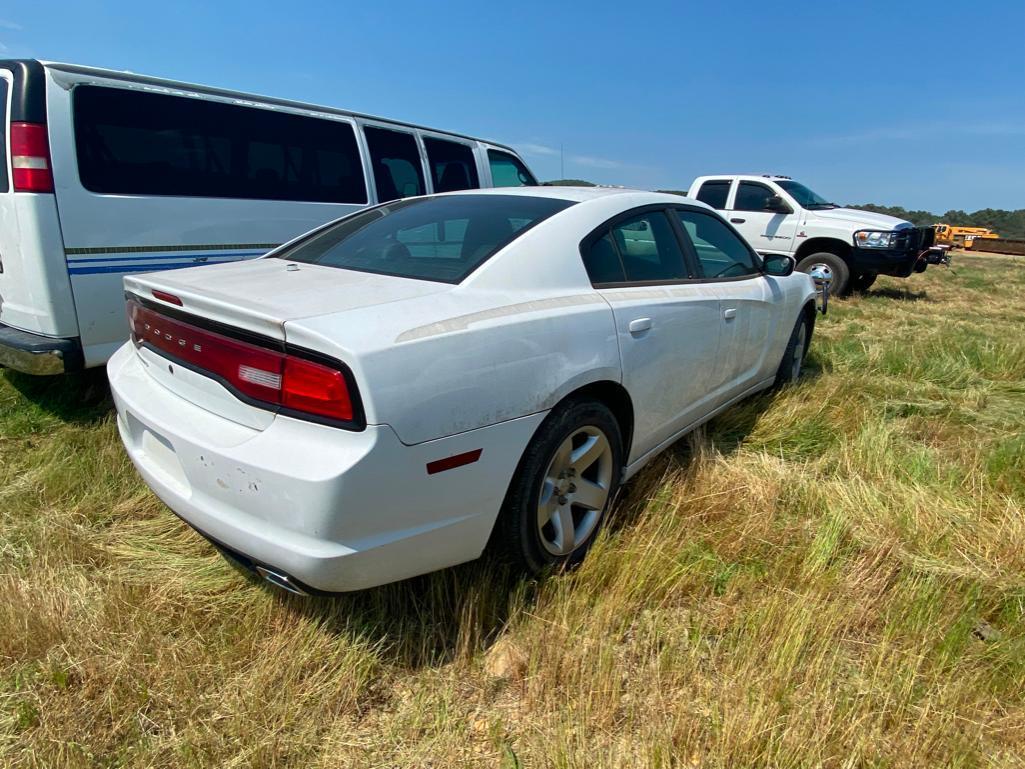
[10,122,54,193]
[127,298,358,425]
[282,357,354,422]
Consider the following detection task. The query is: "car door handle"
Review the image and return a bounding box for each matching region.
[628,318,653,335]
[730,218,746,224]
[723,308,737,320]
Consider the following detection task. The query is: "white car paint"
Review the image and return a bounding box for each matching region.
[0,59,536,373]
[108,187,817,593]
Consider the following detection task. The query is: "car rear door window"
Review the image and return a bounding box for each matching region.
[695,180,730,210]
[424,137,480,193]
[675,209,759,279]
[733,181,775,212]
[487,149,537,187]
[364,126,426,202]
[72,85,367,203]
[584,211,688,285]
[583,233,626,284]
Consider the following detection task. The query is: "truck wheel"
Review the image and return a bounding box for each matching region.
[774,312,811,388]
[850,272,877,292]
[495,398,623,574]
[797,252,850,296]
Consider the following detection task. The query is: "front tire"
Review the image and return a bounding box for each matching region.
[495,399,623,574]
[774,313,811,387]
[797,251,850,296]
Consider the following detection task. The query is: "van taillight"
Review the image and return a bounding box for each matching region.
[127,297,357,425]
[10,122,54,193]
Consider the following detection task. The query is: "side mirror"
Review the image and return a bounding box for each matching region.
[763,254,796,277]
[765,195,792,214]
[809,265,832,315]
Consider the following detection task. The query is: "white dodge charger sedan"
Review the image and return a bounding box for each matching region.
[108,187,818,594]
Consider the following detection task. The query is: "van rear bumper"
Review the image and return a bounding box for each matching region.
[0,322,84,375]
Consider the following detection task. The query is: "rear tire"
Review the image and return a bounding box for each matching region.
[495,399,623,574]
[797,251,850,296]
[774,313,811,388]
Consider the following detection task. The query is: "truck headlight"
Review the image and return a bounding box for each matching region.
[853,230,897,249]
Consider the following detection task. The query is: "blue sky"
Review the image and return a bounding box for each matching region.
[2,0,1023,212]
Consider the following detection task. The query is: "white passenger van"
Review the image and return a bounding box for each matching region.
[0,60,538,374]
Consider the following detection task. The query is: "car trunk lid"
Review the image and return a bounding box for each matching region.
[123,258,449,427]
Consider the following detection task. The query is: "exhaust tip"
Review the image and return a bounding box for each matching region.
[254,565,309,596]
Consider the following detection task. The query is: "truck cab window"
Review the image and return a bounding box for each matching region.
[695,180,730,210]
[733,182,776,212]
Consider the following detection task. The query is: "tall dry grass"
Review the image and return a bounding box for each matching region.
[2,254,1024,767]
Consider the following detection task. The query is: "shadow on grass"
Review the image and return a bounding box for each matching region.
[860,285,930,301]
[240,557,530,669]
[4,368,113,425]
[253,370,828,668]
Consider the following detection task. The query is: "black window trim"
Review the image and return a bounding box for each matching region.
[579,204,695,289]
[671,205,766,283]
[579,203,765,289]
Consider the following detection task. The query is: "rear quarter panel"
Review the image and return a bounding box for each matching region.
[284,287,621,445]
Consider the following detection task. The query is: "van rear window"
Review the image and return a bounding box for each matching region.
[73,86,367,204]
[0,77,9,193]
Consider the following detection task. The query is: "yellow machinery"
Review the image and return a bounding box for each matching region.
[933,224,1000,250]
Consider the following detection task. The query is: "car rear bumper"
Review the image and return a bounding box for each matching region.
[0,322,84,375]
[107,343,544,592]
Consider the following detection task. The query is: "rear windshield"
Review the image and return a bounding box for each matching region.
[277,194,574,283]
[0,76,9,192]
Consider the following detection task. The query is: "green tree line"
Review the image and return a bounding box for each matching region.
[848,204,1025,239]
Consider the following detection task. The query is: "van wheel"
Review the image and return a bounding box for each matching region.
[797,252,849,296]
[850,272,877,292]
[774,313,811,387]
[495,399,623,574]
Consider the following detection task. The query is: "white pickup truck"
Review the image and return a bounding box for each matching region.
[687,175,946,295]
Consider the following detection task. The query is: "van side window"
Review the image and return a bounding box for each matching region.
[424,137,480,193]
[695,180,730,210]
[72,85,367,204]
[363,126,426,202]
[675,209,759,279]
[487,150,537,187]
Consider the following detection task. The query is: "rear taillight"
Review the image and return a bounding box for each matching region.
[10,122,54,193]
[127,297,357,425]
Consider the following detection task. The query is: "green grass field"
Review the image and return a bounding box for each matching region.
[2,254,1024,768]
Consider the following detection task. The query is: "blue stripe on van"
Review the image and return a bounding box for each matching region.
[67,250,267,264]
[67,250,270,275]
